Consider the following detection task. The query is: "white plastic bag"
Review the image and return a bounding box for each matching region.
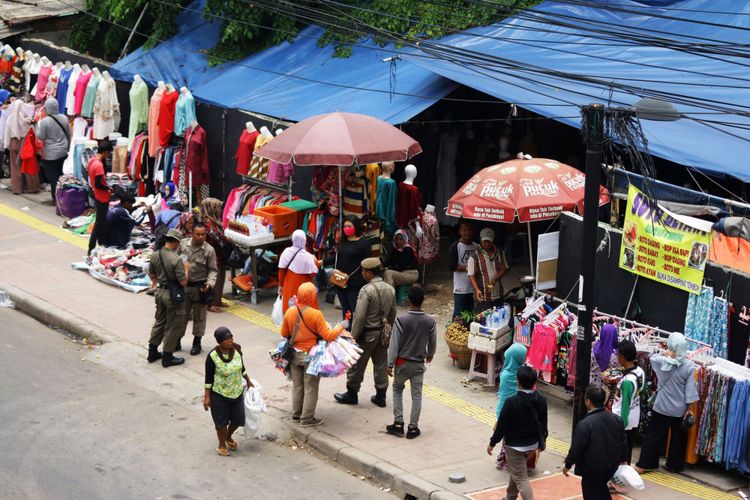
[271,295,283,326]
[610,464,645,492]
[244,378,267,438]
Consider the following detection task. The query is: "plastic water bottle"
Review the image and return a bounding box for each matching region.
[491,308,501,329]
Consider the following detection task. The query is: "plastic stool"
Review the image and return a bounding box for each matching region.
[396,284,410,305]
[505,233,529,266]
[467,349,497,386]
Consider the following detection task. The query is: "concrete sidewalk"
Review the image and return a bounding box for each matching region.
[0,187,745,500]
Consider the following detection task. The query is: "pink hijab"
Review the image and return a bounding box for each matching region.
[279,230,319,275]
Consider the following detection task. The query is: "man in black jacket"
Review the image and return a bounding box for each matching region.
[564,386,627,499]
[488,365,548,500]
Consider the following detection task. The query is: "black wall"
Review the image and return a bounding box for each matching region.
[557,212,750,332]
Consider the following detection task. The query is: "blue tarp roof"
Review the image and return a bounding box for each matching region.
[402,0,750,181]
[110,1,457,124]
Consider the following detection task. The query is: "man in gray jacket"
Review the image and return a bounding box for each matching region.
[386,286,436,439]
[36,98,70,203]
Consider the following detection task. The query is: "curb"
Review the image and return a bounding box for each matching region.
[0,280,116,344]
[1,279,466,499]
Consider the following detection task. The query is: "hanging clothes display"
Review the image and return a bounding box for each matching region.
[20,127,41,176]
[128,79,149,150]
[343,174,368,218]
[396,181,422,229]
[235,129,259,176]
[418,210,439,264]
[173,89,196,137]
[365,163,380,213]
[66,66,82,116]
[685,285,713,347]
[174,124,210,202]
[376,176,397,235]
[709,296,729,359]
[7,57,24,95]
[34,63,52,102]
[92,77,120,140]
[147,86,165,157]
[55,66,74,115]
[44,65,60,100]
[247,133,272,179]
[80,72,101,119]
[157,88,178,147]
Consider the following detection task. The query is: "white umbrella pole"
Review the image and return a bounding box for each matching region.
[527,221,534,277]
[338,165,343,233]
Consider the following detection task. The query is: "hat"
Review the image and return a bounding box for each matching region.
[480,228,495,242]
[361,257,383,271]
[166,228,183,241]
[214,326,232,343]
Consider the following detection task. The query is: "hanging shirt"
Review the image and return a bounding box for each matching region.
[365,163,380,213]
[55,66,74,115]
[267,160,294,184]
[148,87,165,157]
[247,133,272,179]
[93,78,120,140]
[183,124,210,185]
[173,91,196,137]
[235,129,259,176]
[128,80,149,150]
[396,182,422,229]
[376,176,397,234]
[81,74,101,119]
[157,88,178,147]
[34,64,52,102]
[418,210,440,264]
[66,67,82,116]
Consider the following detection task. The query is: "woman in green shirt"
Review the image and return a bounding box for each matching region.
[203,327,253,456]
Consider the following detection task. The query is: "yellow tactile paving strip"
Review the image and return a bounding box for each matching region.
[1,202,737,499]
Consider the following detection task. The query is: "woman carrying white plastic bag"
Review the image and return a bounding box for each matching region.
[244,379,266,438]
[271,295,284,326]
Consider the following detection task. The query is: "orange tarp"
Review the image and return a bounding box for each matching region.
[708,232,750,275]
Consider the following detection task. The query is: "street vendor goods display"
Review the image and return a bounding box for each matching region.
[72,246,153,293]
[270,335,363,379]
[445,311,473,369]
[619,184,711,294]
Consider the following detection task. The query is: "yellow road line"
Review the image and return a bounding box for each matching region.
[1,202,737,499]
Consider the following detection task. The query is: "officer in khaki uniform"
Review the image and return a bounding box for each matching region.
[335,257,397,407]
[178,221,218,356]
[147,228,188,367]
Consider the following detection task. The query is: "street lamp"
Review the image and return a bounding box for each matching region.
[572,99,681,430]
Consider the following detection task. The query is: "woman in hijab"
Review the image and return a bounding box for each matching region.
[494,343,528,470]
[589,322,619,387]
[635,332,699,474]
[383,229,419,290]
[199,198,229,312]
[278,229,320,312]
[4,98,39,195]
[203,327,253,456]
[280,282,349,427]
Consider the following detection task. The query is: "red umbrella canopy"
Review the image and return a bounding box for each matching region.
[253,112,422,166]
[447,158,609,223]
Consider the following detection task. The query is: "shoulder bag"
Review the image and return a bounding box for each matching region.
[158,250,185,304]
[275,310,304,377]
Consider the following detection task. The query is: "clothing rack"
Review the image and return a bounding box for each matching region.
[242,175,293,201]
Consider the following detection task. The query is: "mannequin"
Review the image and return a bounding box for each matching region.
[92,70,120,139]
[81,67,103,118]
[34,56,53,102]
[397,164,423,237]
[15,47,24,59]
[425,204,435,213]
[128,74,149,149]
[81,64,90,73]
[64,60,72,70]
[259,125,272,138]
[174,86,196,137]
[165,82,175,93]
[247,126,274,178]
[102,70,112,80]
[40,56,51,66]
[26,52,40,93]
[236,121,260,175]
[157,80,165,89]
[65,63,82,116]
[6,46,23,95]
[148,81,167,157]
[157,83,179,146]
[92,67,101,77]
[376,161,397,234]
[54,61,63,71]
[275,128,284,136]
[180,86,188,94]
[418,204,440,264]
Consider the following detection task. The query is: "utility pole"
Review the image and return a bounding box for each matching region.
[572,104,605,430]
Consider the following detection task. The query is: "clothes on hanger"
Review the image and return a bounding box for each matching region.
[418,210,439,264]
[81,73,101,119]
[247,133,272,179]
[267,160,293,185]
[173,91,196,137]
[55,66,74,114]
[147,87,165,157]
[396,181,421,229]
[376,176,397,235]
[34,64,52,102]
[128,79,149,150]
[93,77,120,140]
[157,88,178,147]
[235,129,259,176]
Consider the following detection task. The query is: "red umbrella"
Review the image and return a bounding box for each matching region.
[253,112,422,166]
[447,157,609,274]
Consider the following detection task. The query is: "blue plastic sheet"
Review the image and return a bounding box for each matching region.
[111,0,456,124]
[401,0,750,181]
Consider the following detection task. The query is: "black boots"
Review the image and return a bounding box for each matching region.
[386,421,404,437]
[371,389,387,408]
[334,390,359,405]
[147,344,162,363]
[175,340,182,352]
[162,352,185,367]
[190,337,202,356]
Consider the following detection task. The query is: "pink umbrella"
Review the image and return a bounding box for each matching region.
[447,157,609,274]
[253,112,422,166]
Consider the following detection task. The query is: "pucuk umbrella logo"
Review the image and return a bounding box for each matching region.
[559,172,585,190]
[520,178,560,198]
[480,179,513,200]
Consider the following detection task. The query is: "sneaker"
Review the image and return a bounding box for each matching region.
[300,417,324,427]
[386,422,404,437]
[291,416,300,423]
[406,427,421,439]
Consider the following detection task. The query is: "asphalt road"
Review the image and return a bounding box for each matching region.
[0,307,390,500]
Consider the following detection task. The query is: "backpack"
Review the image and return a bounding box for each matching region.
[153,212,182,250]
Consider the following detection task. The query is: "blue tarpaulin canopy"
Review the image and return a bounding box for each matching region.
[110,1,457,125]
[402,0,750,181]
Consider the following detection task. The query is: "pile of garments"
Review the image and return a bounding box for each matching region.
[86,246,153,290]
[305,337,363,378]
[62,213,95,237]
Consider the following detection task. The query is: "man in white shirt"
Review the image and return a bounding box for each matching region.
[448,221,480,319]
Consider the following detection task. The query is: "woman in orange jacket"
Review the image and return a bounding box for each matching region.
[280,282,350,427]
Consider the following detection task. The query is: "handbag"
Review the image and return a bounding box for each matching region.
[330,268,353,288]
[158,250,185,304]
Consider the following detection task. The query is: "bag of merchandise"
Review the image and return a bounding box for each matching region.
[244,379,266,438]
[610,464,645,492]
[271,295,284,326]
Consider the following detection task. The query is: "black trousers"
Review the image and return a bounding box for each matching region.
[88,200,109,254]
[40,157,65,203]
[625,428,638,464]
[581,473,612,500]
[636,411,687,472]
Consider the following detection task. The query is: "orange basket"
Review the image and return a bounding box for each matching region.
[254,205,298,237]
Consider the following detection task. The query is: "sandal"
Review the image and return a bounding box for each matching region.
[225,438,238,450]
[208,306,223,313]
[216,447,230,457]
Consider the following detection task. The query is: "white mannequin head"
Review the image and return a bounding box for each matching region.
[165,82,175,92]
[40,56,51,66]
[381,161,394,178]
[259,126,272,138]
[102,70,111,80]
[16,47,24,58]
[157,80,165,88]
[134,74,142,83]
[404,164,417,184]
[108,132,122,141]
[24,50,32,59]
[92,67,101,76]
[64,60,72,69]
[425,204,435,213]
[54,61,63,70]
[275,128,284,136]
[32,53,40,61]
[73,63,81,71]
[180,86,188,94]
[245,121,256,133]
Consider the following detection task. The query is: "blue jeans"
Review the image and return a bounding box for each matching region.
[453,293,474,320]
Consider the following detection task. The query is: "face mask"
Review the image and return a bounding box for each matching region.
[343,226,356,237]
